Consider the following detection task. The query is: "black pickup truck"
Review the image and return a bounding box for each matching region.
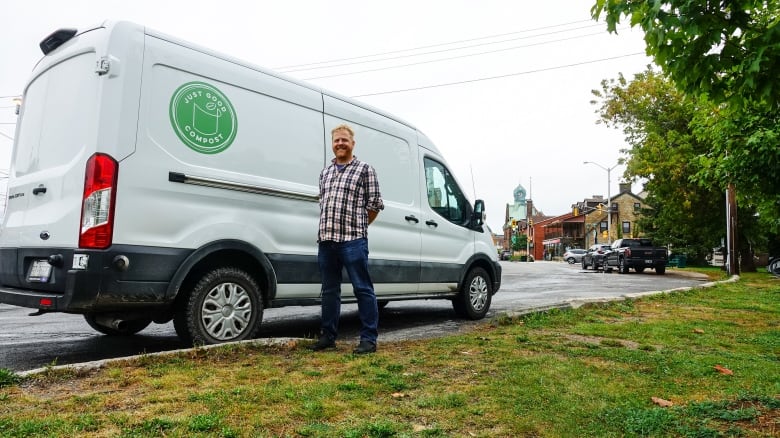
[604,238,668,274]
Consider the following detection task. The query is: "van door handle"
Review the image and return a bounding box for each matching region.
[404,215,419,223]
[32,186,47,195]
[425,220,438,227]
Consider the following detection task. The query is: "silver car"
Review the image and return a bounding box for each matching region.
[563,248,587,264]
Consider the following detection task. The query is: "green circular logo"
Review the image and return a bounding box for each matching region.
[170,82,237,154]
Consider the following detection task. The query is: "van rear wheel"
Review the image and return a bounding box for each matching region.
[453,267,492,320]
[84,314,152,336]
[174,267,263,345]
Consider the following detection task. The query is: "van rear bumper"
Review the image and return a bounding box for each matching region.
[0,286,74,310]
[0,245,192,313]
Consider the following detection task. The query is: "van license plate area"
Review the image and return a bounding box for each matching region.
[645,259,653,264]
[27,260,52,283]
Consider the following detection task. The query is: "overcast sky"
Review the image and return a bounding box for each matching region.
[0,0,653,232]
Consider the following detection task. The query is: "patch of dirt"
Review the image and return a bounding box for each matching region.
[711,399,780,436]
[564,334,649,350]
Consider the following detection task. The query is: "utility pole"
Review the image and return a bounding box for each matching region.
[726,183,739,275]
[584,161,620,244]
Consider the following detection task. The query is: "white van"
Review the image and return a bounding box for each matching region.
[0,21,501,345]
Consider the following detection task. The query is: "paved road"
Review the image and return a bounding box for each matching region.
[0,261,710,372]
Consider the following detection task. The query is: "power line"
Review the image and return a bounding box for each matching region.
[0,131,13,141]
[276,19,594,70]
[0,95,21,100]
[280,22,603,73]
[303,29,624,81]
[350,52,645,98]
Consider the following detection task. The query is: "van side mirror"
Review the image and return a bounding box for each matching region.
[471,199,485,228]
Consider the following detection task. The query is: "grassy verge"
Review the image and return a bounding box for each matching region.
[1,272,777,437]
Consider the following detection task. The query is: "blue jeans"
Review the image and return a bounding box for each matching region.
[318,238,378,344]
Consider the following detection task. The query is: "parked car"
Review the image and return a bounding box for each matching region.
[581,244,612,270]
[604,238,668,274]
[563,248,586,264]
[500,250,512,261]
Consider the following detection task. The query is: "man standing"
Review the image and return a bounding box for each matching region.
[310,124,384,354]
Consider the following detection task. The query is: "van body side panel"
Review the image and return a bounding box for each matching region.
[120,35,324,299]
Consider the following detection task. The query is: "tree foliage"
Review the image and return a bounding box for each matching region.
[592,0,780,237]
[592,0,780,107]
[690,101,780,232]
[592,69,725,260]
[511,233,528,252]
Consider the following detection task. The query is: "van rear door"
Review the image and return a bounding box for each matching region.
[2,22,143,250]
[3,50,101,249]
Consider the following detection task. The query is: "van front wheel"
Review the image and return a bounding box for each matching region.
[174,267,263,345]
[452,267,492,320]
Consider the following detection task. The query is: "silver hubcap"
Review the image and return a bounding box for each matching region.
[469,275,489,311]
[201,282,252,341]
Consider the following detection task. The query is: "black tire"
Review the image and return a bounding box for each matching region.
[567,257,576,264]
[618,257,630,274]
[174,267,263,345]
[582,259,588,270]
[635,267,646,274]
[84,314,152,336]
[452,267,492,320]
[655,265,666,275]
[767,258,780,277]
[378,300,389,309]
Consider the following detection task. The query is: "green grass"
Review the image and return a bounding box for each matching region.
[0,272,777,437]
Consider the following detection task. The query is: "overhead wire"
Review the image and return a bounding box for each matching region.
[282,22,604,73]
[303,28,627,81]
[274,19,595,71]
[350,52,645,98]
[274,19,641,98]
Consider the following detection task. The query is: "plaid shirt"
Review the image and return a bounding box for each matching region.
[318,157,384,242]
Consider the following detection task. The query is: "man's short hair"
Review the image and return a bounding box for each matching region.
[331,124,354,139]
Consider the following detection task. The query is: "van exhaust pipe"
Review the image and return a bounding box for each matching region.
[94,315,128,331]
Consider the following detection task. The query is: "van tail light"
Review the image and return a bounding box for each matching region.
[79,153,118,249]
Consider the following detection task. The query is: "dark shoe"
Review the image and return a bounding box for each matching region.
[308,336,336,351]
[352,340,376,354]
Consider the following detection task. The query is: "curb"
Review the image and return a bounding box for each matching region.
[17,337,305,378]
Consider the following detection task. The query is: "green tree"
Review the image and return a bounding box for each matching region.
[690,100,780,235]
[592,0,780,107]
[592,0,780,239]
[592,69,725,262]
[512,234,528,252]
